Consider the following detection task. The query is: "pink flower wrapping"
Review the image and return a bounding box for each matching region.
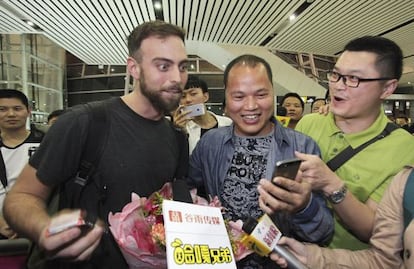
[108,182,253,268]
[108,183,173,269]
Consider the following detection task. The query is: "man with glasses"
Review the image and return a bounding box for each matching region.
[292,36,414,250]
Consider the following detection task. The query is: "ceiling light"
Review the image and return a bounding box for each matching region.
[289,14,296,21]
[154,2,162,10]
[22,19,43,31]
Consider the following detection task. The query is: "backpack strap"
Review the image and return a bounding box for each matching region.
[403,169,414,229]
[73,102,109,187]
[0,147,8,191]
[59,101,109,210]
[327,122,399,171]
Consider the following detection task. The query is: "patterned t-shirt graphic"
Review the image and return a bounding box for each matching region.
[221,135,272,221]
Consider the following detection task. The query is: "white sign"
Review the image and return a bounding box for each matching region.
[162,200,237,269]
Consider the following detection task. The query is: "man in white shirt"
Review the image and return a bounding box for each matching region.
[173,75,232,154]
[0,89,44,239]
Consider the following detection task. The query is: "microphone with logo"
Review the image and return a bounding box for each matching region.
[241,214,308,269]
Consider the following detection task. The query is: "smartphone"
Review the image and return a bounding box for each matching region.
[181,103,205,117]
[47,209,92,235]
[272,158,302,180]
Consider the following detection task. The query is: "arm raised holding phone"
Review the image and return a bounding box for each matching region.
[173,103,206,129]
[258,158,311,214]
[258,154,333,245]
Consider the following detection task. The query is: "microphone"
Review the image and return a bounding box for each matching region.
[172,179,193,203]
[242,215,308,269]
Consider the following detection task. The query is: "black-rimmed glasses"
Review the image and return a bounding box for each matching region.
[327,71,394,88]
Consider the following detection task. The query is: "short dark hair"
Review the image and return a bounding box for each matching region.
[223,54,273,88]
[0,89,29,109]
[128,20,186,61]
[311,98,326,110]
[47,109,65,122]
[343,36,403,79]
[184,75,208,93]
[281,92,304,110]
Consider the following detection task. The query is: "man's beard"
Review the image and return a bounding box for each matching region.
[139,73,181,114]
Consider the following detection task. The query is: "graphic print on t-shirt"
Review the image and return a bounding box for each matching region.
[221,135,272,221]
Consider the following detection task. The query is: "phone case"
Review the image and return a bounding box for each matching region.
[182,103,205,117]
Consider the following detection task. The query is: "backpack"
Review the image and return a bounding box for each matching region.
[26,101,110,269]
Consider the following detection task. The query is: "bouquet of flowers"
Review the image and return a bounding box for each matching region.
[108,182,252,269]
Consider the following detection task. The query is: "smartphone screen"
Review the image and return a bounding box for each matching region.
[272,158,302,180]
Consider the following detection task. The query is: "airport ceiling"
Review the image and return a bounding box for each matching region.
[0,0,413,86]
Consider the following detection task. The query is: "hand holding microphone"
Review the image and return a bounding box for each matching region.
[241,215,308,269]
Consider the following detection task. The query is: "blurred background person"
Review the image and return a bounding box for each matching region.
[395,114,414,134]
[173,75,232,154]
[0,89,44,239]
[47,109,65,126]
[395,114,409,127]
[280,92,304,129]
[311,98,327,113]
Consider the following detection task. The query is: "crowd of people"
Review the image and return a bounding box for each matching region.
[0,20,413,269]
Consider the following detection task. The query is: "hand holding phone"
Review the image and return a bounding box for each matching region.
[43,210,105,261]
[47,209,92,235]
[268,158,310,212]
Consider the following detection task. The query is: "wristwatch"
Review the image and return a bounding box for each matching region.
[327,185,347,204]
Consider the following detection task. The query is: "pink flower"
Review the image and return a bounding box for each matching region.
[108,187,171,269]
[227,220,254,261]
[151,223,165,247]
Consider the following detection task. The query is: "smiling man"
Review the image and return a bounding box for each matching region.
[187,54,333,269]
[295,36,414,251]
